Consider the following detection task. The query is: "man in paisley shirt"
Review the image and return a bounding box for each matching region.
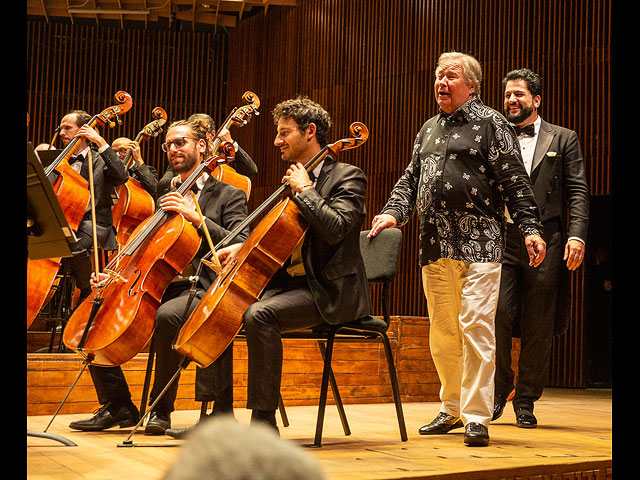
[369,52,546,446]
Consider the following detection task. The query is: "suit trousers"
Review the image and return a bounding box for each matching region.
[494,220,563,410]
[422,258,502,427]
[244,273,325,412]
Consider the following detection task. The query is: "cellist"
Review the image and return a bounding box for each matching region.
[68,117,250,434]
[51,110,129,305]
[111,137,159,195]
[193,97,371,434]
[157,113,257,196]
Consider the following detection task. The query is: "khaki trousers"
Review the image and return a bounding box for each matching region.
[422,258,502,427]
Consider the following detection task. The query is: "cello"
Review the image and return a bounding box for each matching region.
[26,92,133,328]
[208,91,260,200]
[61,97,260,367]
[173,122,369,368]
[112,107,167,248]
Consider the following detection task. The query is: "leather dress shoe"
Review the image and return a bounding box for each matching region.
[418,412,463,435]
[492,395,506,421]
[165,424,195,439]
[515,407,537,428]
[69,402,139,432]
[166,408,236,439]
[144,411,171,435]
[464,422,489,446]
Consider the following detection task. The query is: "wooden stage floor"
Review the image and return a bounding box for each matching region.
[27,388,612,480]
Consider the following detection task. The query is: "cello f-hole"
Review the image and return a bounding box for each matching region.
[128,270,141,296]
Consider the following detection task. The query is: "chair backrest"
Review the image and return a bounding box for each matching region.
[359,228,402,284]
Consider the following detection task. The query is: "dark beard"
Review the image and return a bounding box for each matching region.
[505,104,534,125]
[170,151,198,174]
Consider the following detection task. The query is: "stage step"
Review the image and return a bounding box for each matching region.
[27,316,443,416]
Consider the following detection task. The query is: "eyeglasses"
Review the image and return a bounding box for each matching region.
[161,136,198,152]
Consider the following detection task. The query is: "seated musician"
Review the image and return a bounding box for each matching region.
[184,97,372,434]
[68,117,250,433]
[157,113,257,196]
[53,110,129,304]
[111,137,159,195]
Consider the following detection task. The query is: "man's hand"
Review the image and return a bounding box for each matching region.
[564,239,585,271]
[75,124,107,149]
[283,162,313,193]
[216,243,243,267]
[368,214,397,238]
[524,234,547,267]
[159,192,199,226]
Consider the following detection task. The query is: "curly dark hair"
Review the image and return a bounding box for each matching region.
[271,96,332,147]
[502,68,543,97]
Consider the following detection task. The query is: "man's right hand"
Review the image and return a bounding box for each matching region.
[368,214,397,238]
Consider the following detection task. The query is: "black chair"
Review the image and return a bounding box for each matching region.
[139,228,407,447]
[282,227,407,447]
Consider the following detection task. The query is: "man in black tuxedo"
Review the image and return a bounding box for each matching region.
[68,117,249,434]
[111,137,159,195]
[493,68,589,428]
[212,96,371,431]
[55,110,129,303]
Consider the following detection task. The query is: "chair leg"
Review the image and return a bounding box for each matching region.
[379,332,408,442]
[316,340,350,436]
[139,337,155,417]
[278,393,289,427]
[310,331,336,448]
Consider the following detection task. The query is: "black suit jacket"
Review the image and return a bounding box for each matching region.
[74,146,129,250]
[293,156,372,325]
[513,118,589,336]
[529,119,589,241]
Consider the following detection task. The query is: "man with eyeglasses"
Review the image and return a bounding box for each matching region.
[68,118,250,435]
[111,137,159,195]
[157,113,257,196]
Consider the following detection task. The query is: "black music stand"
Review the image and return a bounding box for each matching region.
[26,142,77,447]
[27,142,77,260]
[35,148,63,168]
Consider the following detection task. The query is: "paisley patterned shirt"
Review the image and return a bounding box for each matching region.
[381,97,542,266]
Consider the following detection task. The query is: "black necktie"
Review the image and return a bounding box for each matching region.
[514,124,535,137]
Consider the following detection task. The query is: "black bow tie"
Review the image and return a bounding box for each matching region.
[69,154,83,165]
[514,124,535,137]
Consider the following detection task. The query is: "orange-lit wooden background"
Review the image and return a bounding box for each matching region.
[26,0,612,388]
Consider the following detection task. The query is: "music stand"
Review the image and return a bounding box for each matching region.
[27,142,77,260]
[35,148,63,168]
[26,142,77,447]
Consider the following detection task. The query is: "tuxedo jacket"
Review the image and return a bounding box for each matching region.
[292,156,372,325]
[510,118,589,336]
[128,163,159,195]
[69,146,129,251]
[528,119,589,241]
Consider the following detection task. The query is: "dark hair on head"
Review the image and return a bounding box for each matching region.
[271,96,332,147]
[66,109,92,127]
[502,68,543,97]
[167,117,211,157]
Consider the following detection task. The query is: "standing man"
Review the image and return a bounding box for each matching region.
[368,52,546,446]
[111,136,159,195]
[55,110,129,304]
[68,117,249,434]
[493,68,589,428]
[214,96,371,432]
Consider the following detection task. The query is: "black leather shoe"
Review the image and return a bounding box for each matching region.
[144,411,171,435]
[515,407,537,428]
[418,412,463,435]
[492,395,506,421]
[69,402,139,432]
[165,424,195,439]
[464,422,489,446]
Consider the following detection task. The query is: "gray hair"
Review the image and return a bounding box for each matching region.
[436,51,483,97]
